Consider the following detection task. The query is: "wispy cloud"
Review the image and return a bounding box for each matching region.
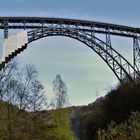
[37,10,92,20]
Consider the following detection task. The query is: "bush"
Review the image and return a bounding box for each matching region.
[98,111,140,140]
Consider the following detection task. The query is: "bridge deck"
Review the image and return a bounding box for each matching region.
[0,17,140,38]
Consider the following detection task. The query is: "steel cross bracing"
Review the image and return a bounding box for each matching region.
[0,17,140,82]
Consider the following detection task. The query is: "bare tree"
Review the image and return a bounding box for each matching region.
[0,60,18,100]
[52,74,70,108]
[16,64,38,111]
[25,80,48,111]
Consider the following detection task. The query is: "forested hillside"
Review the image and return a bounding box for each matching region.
[71,79,140,140]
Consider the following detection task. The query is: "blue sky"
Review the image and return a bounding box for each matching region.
[0,0,139,105]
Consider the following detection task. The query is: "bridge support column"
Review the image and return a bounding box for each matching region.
[90,27,95,37]
[3,19,8,39]
[106,33,112,46]
[133,37,140,78]
[106,33,113,56]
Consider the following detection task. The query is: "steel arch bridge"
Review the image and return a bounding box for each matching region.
[0,17,140,82]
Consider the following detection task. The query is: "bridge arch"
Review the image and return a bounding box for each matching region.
[26,27,137,82]
[0,27,138,82]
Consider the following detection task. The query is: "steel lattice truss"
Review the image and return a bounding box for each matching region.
[0,17,140,82]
